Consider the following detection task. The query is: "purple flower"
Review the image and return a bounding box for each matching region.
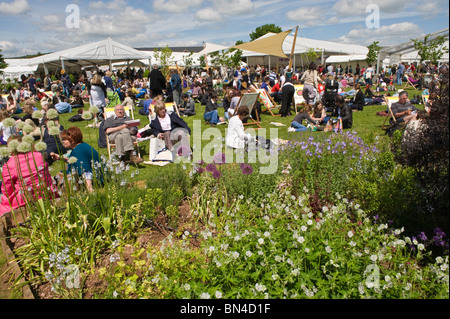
[241,164,253,175]
[197,159,206,166]
[212,169,222,179]
[196,167,205,174]
[417,232,427,241]
[177,145,191,157]
[205,163,217,173]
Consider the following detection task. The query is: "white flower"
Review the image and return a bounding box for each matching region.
[418,244,425,251]
[325,246,332,253]
[258,238,264,245]
[200,292,210,299]
[436,257,444,264]
[307,219,313,225]
[264,231,270,237]
[347,230,354,238]
[34,141,47,152]
[246,251,252,258]
[208,246,215,253]
[48,126,60,136]
[304,247,310,253]
[215,291,222,299]
[370,254,378,262]
[46,109,59,120]
[301,225,307,232]
[297,236,305,244]
[17,142,32,153]
[68,156,78,164]
[89,105,100,114]
[255,283,267,292]
[349,241,356,247]
[183,283,190,291]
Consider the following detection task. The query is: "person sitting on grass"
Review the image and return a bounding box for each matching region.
[326,95,353,130]
[288,103,323,132]
[225,105,253,150]
[51,126,103,193]
[204,92,225,127]
[179,93,196,117]
[103,104,143,164]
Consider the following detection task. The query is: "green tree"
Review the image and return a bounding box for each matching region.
[153,46,173,79]
[0,49,8,75]
[411,34,449,65]
[366,41,381,65]
[249,24,282,41]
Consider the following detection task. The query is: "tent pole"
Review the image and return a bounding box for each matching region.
[321,49,324,65]
[289,26,299,71]
[269,55,271,71]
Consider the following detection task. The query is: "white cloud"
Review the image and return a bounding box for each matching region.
[0,0,30,15]
[332,0,410,17]
[0,40,17,53]
[153,0,203,13]
[336,22,423,46]
[89,0,127,11]
[213,0,254,15]
[286,6,325,25]
[196,7,222,22]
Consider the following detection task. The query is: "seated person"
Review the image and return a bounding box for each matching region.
[408,75,421,88]
[179,93,196,116]
[150,101,191,155]
[260,77,270,93]
[41,114,68,164]
[54,96,72,114]
[191,82,202,102]
[270,81,282,102]
[226,105,253,150]
[226,89,241,120]
[103,104,143,164]
[139,94,153,116]
[122,90,135,110]
[70,91,84,108]
[346,84,365,111]
[204,92,225,126]
[288,104,322,132]
[327,95,352,129]
[51,127,103,193]
[390,91,418,125]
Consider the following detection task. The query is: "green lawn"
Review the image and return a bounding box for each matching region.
[50,86,424,181]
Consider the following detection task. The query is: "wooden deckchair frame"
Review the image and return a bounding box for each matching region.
[382,96,399,130]
[250,85,281,117]
[403,76,420,90]
[233,92,262,128]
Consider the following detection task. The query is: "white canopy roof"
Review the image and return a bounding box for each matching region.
[9,38,152,73]
[326,55,368,64]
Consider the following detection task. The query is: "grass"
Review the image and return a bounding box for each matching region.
[50,86,424,183]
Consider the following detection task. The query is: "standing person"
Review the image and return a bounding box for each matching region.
[44,73,52,92]
[27,74,37,98]
[61,70,72,99]
[397,62,405,86]
[170,69,182,107]
[88,73,107,125]
[280,77,295,117]
[103,71,114,91]
[149,64,166,98]
[355,63,360,77]
[365,64,374,86]
[300,62,320,106]
[51,126,103,193]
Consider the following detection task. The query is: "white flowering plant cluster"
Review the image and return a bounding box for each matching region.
[91,187,448,299]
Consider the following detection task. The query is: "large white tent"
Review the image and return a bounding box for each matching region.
[5,38,153,75]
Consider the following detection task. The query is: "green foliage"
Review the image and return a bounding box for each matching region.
[366,41,381,65]
[153,46,173,79]
[249,24,282,41]
[0,49,7,75]
[411,34,449,64]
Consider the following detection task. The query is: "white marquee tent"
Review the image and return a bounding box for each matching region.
[4,38,153,76]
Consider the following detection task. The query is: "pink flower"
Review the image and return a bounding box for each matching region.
[212,169,222,179]
[205,163,217,173]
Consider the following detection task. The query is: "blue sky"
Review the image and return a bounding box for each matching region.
[0,0,449,58]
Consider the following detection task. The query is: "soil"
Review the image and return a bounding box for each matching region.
[1,199,199,299]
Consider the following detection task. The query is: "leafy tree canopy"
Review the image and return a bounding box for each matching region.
[249,24,282,41]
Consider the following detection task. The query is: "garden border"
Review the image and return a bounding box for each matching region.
[0,215,35,299]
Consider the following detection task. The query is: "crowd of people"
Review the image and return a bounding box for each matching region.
[0,58,446,215]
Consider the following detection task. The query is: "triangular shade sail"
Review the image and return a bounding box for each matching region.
[232,29,293,58]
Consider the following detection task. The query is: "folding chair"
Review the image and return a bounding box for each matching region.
[251,85,280,117]
[103,106,142,160]
[422,95,429,112]
[381,96,399,130]
[403,77,420,90]
[233,92,262,128]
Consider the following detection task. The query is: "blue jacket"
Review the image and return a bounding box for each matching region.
[170,73,182,90]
